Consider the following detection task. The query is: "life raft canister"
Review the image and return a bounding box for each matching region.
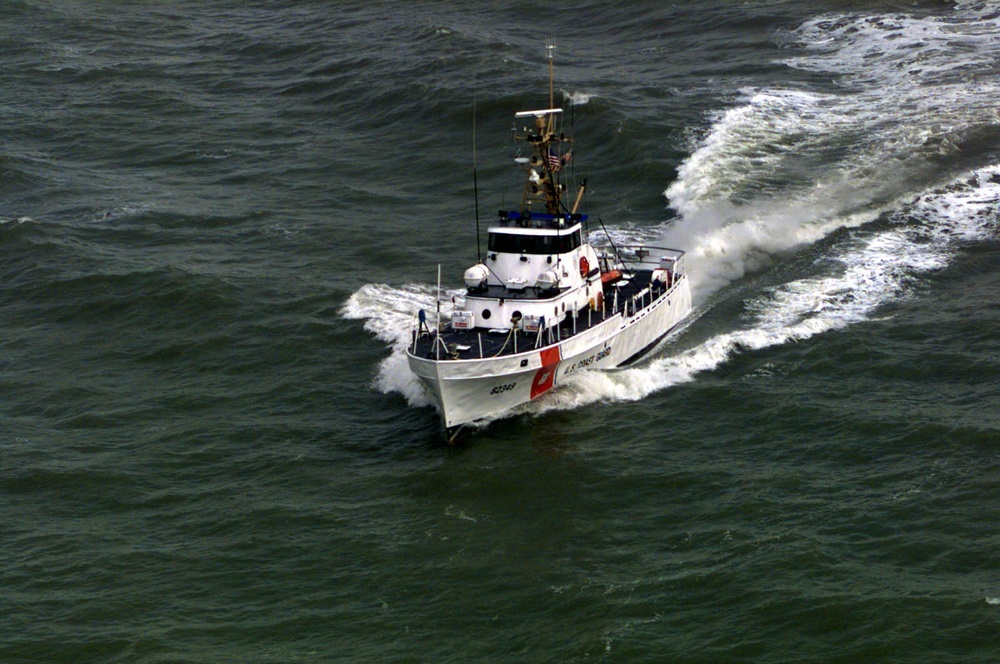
[579,255,590,278]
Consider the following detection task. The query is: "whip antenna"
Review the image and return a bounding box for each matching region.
[547,38,555,109]
[473,89,481,261]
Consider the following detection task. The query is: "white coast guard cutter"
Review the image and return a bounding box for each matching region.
[407,48,692,440]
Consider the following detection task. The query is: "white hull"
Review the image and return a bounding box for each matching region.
[407,277,692,431]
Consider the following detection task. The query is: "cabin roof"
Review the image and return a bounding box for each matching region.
[488,223,581,237]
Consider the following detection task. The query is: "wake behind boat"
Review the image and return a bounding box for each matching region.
[407,45,692,440]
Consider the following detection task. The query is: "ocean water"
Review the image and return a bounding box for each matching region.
[2,0,999,661]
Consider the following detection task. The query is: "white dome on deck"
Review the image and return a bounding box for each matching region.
[536,269,560,290]
[463,264,489,289]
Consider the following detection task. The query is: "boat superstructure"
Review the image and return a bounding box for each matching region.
[406,47,692,439]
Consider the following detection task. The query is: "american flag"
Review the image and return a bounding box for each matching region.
[548,150,562,170]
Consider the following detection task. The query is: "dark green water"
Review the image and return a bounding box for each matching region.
[2,1,999,661]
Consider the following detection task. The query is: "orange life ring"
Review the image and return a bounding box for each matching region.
[579,256,590,278]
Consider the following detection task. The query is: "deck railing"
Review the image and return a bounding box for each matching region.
[412,245,686,360]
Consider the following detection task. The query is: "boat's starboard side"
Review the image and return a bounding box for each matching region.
[406,274,692,430]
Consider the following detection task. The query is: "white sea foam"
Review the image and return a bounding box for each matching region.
[666,5,1000,304]
[906,165,1000,243]
[590,225,666,250]
[787,9,1000,89]
[661,83,918,303]
[515,163,997,418]
[343,283,435,345]
[563,91,592,106]
[341,282,460,408]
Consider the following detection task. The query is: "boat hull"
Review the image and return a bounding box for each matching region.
[407,277,692,433]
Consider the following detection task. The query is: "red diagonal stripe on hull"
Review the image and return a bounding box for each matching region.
[530,347,561,399]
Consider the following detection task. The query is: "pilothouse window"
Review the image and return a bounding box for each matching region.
[488,230,581,254]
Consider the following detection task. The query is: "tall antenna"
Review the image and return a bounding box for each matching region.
[546,37,556,109]
[473,89,481,261]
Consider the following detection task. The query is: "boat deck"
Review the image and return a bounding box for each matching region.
[409,269,677,361]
